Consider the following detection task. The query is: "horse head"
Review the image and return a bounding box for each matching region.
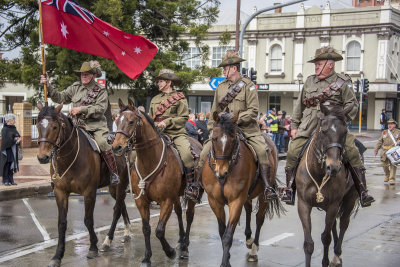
[36,102,65,164]
[318,103,353,177]
[211,111,239,178]
[113,98,142,155]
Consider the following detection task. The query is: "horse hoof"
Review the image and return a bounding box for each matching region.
[100,244,111,252]
[87,249,99,259]
[122,235,131,243]
[247,254,258,262]
[180,250,189,259]
[48,259,61,267]
[246,237,254,249]
[166,248,176,259]
[141,259,151,267]
[329,254,342,267]
[329,262,342,267]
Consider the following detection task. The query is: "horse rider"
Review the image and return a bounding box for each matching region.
[281,46,375,207]
[40,60,120,185]
[149,69,201,202]
[374,118,400,185]
[196,50,278,201]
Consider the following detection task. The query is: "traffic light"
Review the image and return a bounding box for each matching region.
[362,78,369,93]
[250,67,257,84]
[241,68,248,77]
[354,80,360,93]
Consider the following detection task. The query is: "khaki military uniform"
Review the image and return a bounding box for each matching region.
[48,80,110,151]
[199,76,269,167]
[374,128,400,182]
[286,72,362,168]
[149,90,194,168]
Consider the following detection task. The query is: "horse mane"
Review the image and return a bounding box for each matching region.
[38,105,74,127]
[119,105,162,137]
[216,113,237,137]
[324,105,347,122]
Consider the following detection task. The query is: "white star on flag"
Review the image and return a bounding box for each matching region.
[103,31,110,37]
[134,47,142,54]
[124,36,131,39]
[121,51,126,56]
[60,21,69,39]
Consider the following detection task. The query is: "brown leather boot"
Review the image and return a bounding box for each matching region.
[184,166,202,203]
[352,166,375,207]
[281,167,296,205]
[101,149,120,185]
[259,164,278,201]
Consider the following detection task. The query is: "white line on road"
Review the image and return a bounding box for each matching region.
[396,192,400,195]
[22,198,50,241]
[0,201,209,264]
[259,233,294,246]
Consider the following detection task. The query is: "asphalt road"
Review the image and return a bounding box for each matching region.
[0,138,400,267]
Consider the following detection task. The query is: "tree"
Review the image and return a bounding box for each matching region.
[0,0,221,103]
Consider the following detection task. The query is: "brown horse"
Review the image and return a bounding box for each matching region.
[202,112,283,267]
[112,98,202,265]
[296,104,359,267]
[36,103,130,267]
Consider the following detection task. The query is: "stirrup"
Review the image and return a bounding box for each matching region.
[281,189,295,205]
[264,187,278,201]
[360,192,375,207]
[110,173,120,185]
[184,186,201,203]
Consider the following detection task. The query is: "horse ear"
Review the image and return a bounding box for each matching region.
[118,98,125,109]
[213,111,219,123]
[320,103,329,115]
[343,103,354,115]
[37,101,43,111]
[55,103,63,114]
[128,98,136,111]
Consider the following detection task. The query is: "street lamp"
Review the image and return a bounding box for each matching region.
[297,73,303,92]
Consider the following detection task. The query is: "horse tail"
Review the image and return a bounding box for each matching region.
[265,197,286,219]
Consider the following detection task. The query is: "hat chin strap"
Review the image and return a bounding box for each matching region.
[316,59,329,77]
[224,66,232,80]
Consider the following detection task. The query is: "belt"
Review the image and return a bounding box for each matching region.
[154,116,169,123]
[384,145,394,150]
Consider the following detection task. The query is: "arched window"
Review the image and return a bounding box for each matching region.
[270,45,282,72]
[346,41,361,72]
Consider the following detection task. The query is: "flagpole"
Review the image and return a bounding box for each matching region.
[38,0,48,104]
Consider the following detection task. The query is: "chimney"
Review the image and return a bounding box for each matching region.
[274,2,282,13]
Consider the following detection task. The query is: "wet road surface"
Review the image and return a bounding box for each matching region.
[1,139,400,266]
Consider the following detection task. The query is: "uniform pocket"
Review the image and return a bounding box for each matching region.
[232,94,246,113]
[304,87,319,98]
[71,95,82,105]
[299,109,312,130]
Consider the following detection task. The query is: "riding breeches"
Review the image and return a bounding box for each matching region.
[90,128,111,152]
[172,134,194,168]
[197,134,270,169]
[381,158,397,180]
[286,132,364,169]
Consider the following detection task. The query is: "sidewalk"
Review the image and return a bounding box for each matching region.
[0,147,52,201]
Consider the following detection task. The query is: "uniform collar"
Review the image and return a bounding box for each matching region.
[314,72,337,83]
[161,90,176,97]
[227,75,243,86]
[84,80,97,90]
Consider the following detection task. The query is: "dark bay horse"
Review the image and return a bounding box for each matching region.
[202,112,284,267]
[296,104,359,267]
[36,103,130,267]
[112,99,202,265]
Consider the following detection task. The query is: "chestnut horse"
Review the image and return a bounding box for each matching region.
[202,112,284,267]
[112,99,202,265]
[36,103,130,267]
[296,104,359,267]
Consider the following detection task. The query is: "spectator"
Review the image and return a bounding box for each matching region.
[258,113,267,133]
[276,111,286,153]
[380,109,388,131]
[112,112,120,132]
[138,106,146,113]
[267,108,278,142]
[0,113,21,186]
[205,112,210,124]
[284,114,292,152]
[185,113,199,139]
[196,113,209,144]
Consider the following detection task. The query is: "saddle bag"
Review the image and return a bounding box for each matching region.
[386,146,400,165]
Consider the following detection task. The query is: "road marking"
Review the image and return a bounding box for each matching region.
[396,192,400,195]
[0,201,209,264]
[22,198,50,241]
[259,233,294,246]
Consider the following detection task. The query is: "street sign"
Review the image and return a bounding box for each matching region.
[95,71,106,86]
[257,84,269,91]
[209,77,225,90]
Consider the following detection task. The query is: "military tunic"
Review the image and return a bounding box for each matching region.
[374,128,400,181]
[149,90,194,168]
[199,76,269,167]
[48,80,110,151]
[286,72,363,168]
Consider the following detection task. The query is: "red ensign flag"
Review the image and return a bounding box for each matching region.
[40,0,158,80]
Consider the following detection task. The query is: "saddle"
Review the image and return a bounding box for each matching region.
[78,127,100,153]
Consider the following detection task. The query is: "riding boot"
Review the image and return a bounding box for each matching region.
[101,149,120,185]
[351,166,375,207]
[184,166,202,203]
[259,164,278,201]
[281,167,296,205]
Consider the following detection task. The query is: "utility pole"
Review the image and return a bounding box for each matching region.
[359,73,363,133]
[235,0,241,52]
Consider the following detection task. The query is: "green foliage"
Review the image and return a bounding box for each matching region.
[219,30,232,46]
[0,0,221,101]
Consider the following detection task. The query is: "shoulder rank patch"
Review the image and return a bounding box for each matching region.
[249,85,256,91]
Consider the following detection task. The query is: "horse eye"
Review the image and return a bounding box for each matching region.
[53,126,57,130]
[129,121,134,125]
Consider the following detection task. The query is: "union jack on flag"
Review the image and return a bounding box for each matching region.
[41,0,95,24]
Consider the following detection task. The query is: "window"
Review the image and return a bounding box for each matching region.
[346,41,361,72]
[212,46,234,67]
[270,45,282,72]
[269,93,281,111]
[182,47,201,69]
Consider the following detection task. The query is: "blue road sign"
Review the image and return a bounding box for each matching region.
[209,77,225,90]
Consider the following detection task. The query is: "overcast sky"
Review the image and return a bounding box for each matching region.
[1,0,355,59]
